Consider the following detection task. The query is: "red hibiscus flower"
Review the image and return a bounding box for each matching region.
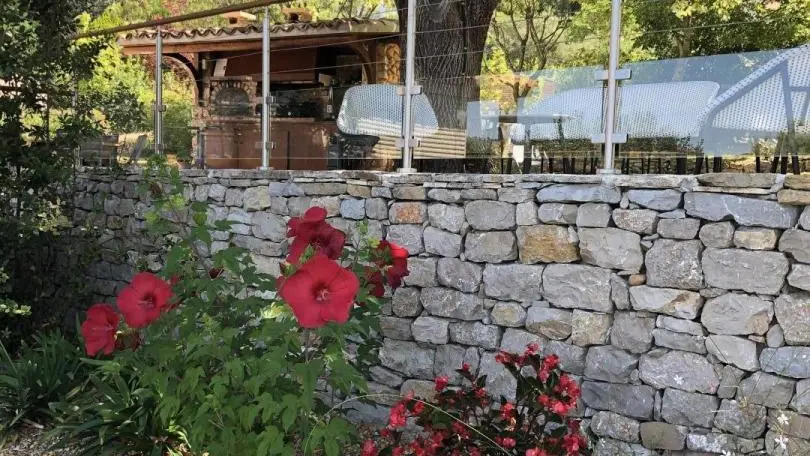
[373,240,409,289]
[117,272,173,328]
[287,207,346,264]
[81,304,119,356]
[278,255,359,328]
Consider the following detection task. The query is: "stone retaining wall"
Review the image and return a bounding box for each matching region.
[75,169,810,455]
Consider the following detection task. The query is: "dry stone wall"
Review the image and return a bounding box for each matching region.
[75,169,810,455]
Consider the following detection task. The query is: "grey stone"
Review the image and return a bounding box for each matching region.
[482,263,544,302]
[699,222,735,248]
[209,183,227,201]
[420,288,486,321]
[543,264,613,312]
[737,371,795,408]
[465,201,515,230]
[434,345,476,384]
[250,212,287,242]
[579,228,644,272]
[702,248,788,295]
[516,225,579,264]
[404,257,437,287]
[427,203,464,233]
[576,203,612,227]
[761,347,810,378]
[537,184,621,204]
[369,366,404,388]
[538,203,578,224]
[437,258,482,293]
[411,316,449,344]
[389,202,426,224]
[630,286,703,319]
[767,324,785,347]
[661,389,719,428]
[460,188,496,200]
[310,196,341,216]
[392,288,421,317]
[657,218,700,240]
[498,187,534,203]
[802,206,810,230]
[399,380,435,402]
[645,239,704,290]
[243,187,272,211]
[490,302,527,327]
[571,310,612,346]
[225,188,244,207]
[656,315,704,336]
[365,198,388,219]
[380,316,413,340]
[379,340,435,379]
[584,345,638,383]
[298,182,347,196]
[659,209,686,219]
[790,378,810,414]
[544,341,587,374]
[702,293,774,335]
[639,349,719,393]
[287,196,313,216]
[500,328,546,354]
[775,293,810,344]
[581,382,655,420]
[427,188,460,203]
[392,185,425,200]
[697,173,779,188]
[386,224,424,255]
[788,264,810,291]
[232,236,285,256]
[479,351,517,401]
[718,365,745,399]
[612,312,656,353]
[613,209,659,234]
[780,229,810,263]
[464,231,518,263]
[685,192,800,228]
[449,322,501,349]
[713,399,767,439]
[339,198,365,220]
[706,335,760,371]
[627,189,683,211]
[733,227,780,250]
[639,422,686,450]
[268,182,304,197]
[423,227,462,257]
[591,411,640,443]
[526,307,572,340]
[611,274,631,310]
[767,409,810,440]
[594,439,655,456]
[766,430,810,456]
[653,329,707,354]
[686,432,765,454]
[515,201,538,225]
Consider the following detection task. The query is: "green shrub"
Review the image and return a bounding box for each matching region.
[0,332,86,434]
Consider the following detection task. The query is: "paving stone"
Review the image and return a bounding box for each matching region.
[516,225,580,264]
[702,248,788,295]
[657,218,700,240]
[713,399,767,439]
[543,264,612,312]
[437,258,482,293]
[579,228,644,272]
[629,285,703,319]
[465,200,515,230]
[705,334,760,371]
[646,240,704,290]
[612,312,655,353]
[701,293,774,336]
[699,222,735,248]
[537,203,578,224]
[576,203,612,227]
[584,345,638,383]
[613,209,659,234]
[464,231,518,263]
[482,263,544,302]
[661,388,719,428]
[639,349,719,393]
[684,192,800,229]
[581,381,655,420]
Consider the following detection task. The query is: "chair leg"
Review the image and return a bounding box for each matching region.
[692,155,702,175]
[713,156,723,173]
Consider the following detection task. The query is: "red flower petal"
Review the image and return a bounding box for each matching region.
[279,269,326,328]
[117,272,172,328]
[278,255,359,328]
[81,303,119,356]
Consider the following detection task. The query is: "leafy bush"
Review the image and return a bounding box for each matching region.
[67,156,406,455]
[364,344,591,456]
[0,332,86,434]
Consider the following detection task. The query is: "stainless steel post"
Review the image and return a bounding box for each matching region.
[600,0,623,173]
[154,27,164,154]
[398,0,418,173]
[261,8,272,169]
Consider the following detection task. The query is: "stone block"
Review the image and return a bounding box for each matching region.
[775,292,810,344]
[652,329,706,354]
[380,316,413,340]
[639,422,686,450]
[543,341,587,374]
[571,310,612,346]
[251,212,287,242]
[661,388,719,428]
[365,198,388,219]
[449,322,501,349]
[427,188,461,203]
[427,203,464,233]
[392,287,421,317]
[656,315,705,336]
[576,203,612,227]
[461,188,496,200]
[379,340,435,379]
[699,221,735,248]
[465,200,515,230]
[339,198,365,220]
[543,264,612,312]
[713,399,766,439]
[788,264,810,291]
[497,187,535,203]
[613,209,659,234]
[684,192,799,229]
[490,302,527,327]
[423,227,462,257]
[516,225,579,264]
[761,347,810,378]
[706,335,760,371]
[537,203,578,224]
[733,227,779,250]
[389,202,426,224]
[703,248,788,295]
[526,307,572,340]
[701,293,773,336]
[610,274,631,310]
[626,189,682,211]
[404,257,436,287]
[437,258,482,293]
[500,328,547,354]
[645,239,703,290]
[482,263,544,302]
[393,186,426,200]
[611,312,655,353]
[386,224,424,255]
[536,184,621,204]
[411,316,450,344]
[686,432,764,454]
[584,345,638,383]
[579,228,644,272]
[790,378,810,414]
[737,371,795,408]
[590,411,640,443]
[657,218,700,240]
[778,189,810,205]
[629,285,703,319]
[478,351,517,402]
[420,287,486,321]
[243,186,271,211]
[464,231,518,263]
[515,201,538,225]
[639,349,719,393]
[779,229,810,263]
[767,324,785,347]
[581,382,655,420]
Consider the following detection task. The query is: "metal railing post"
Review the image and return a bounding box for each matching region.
[261,8,272,169]
[154,27,164,154]
[398,0,418,173]
[598,0,624,173]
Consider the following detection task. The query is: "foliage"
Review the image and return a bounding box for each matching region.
[0,333,86,435]
[48,360,188,456]
[365,344,590,456]
[66,155,405,455]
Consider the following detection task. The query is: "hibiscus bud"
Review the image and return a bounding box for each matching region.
[208,267,223,279]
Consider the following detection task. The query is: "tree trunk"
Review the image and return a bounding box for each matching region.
[397,0,499,129]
